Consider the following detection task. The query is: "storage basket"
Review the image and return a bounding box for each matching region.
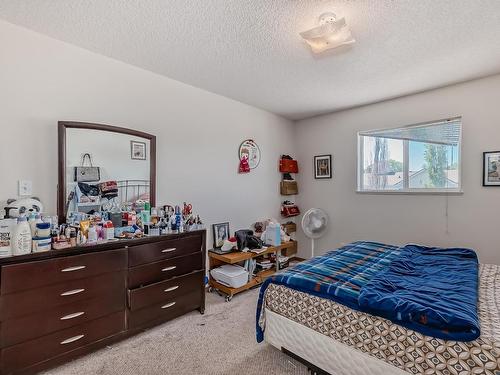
[282,222,297,234]
[280,181,298,195]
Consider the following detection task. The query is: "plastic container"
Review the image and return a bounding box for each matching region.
[87,226,98,243]
[103,221,115,241]
[141,210,151,226]
[210,265,249,288]
[32,237,52,253]
[263,222,281,246]
[35,222,51,238]
[12,216,32,255]
[149,225,160,236]
[28,214,43,237]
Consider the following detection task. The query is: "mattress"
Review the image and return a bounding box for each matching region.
[262,263,500,375]
[265,309,406,375]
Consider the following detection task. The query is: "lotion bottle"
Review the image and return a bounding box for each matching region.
[12,216,32,255]
[28,213,36,237]
[87,225,98,244]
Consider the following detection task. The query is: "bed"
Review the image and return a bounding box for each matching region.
[256,242,500,375]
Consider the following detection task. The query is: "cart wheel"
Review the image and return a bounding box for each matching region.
[225,295,233,302]
[207,286,213,293]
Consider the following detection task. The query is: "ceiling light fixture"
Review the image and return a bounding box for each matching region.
[300,12,355,54]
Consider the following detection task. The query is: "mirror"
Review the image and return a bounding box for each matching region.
[58,122,156,223]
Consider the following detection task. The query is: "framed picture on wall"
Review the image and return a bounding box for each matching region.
[131,141,147,160]
[212,222,230,249]
[483,151,500,186]
[314,155,332,179]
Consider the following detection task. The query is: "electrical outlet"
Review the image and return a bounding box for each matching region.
[18,180,33,196]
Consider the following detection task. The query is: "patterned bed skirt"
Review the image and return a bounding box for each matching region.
[262,264,500,375]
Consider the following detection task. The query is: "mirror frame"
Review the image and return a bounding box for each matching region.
[57,121,156,223]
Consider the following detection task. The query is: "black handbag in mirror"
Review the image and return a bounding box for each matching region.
[77,182,100,197]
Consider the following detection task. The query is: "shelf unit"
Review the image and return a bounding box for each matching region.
[280,156,299,257]
[208,241,297,301]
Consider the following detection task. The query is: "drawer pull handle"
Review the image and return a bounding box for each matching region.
[60,334,85,345]
[161,302,176,309]
[164,286,179,292]
[161,248,177,253]
[61,265,86,273]
[60,312,85,320]
[60,288,85,296]
[161,266,177,272]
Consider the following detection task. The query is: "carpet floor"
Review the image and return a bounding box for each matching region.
[43,288,309,375]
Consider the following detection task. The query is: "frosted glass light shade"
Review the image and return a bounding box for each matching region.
[300,14,355,53]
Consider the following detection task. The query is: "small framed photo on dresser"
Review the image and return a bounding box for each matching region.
[212,222,230,249]
[314,154,332,179]
[483,151,500,186]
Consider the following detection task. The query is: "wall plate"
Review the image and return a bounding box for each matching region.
[18,180,33,196]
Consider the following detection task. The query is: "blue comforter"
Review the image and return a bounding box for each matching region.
[358,244,480,341]
[256,241,400,342]
[257,242,480,343]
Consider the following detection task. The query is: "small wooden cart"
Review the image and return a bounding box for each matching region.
[208,241,297,302]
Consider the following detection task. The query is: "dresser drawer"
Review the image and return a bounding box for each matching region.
[128,271,203,311]
[127,289,201,329]
[128,235,202,267]
[128,252,202,288]
[1,291,125,348]
[1,311,125,374]
[1,249,127,294]
[0,271,126,321]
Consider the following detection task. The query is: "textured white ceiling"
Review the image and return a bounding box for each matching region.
[1,1,500,120]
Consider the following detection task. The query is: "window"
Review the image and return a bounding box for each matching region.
[357,118,462,193]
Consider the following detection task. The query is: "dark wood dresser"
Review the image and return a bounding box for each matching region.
[0,230,206,375]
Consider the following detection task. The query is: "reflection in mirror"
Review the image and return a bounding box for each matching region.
[65,128,151,221]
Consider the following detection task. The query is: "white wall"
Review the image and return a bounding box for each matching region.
[0,20,296,248]
[295,74,500,264]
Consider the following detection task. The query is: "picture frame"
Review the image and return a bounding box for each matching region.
[130,141,147,160]
[314,154,332,179]
[483,151,500,186]
[212,222,230,249]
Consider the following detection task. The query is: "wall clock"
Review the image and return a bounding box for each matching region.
[239,139,261,169]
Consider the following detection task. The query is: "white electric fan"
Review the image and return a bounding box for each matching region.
[301,208,328,258]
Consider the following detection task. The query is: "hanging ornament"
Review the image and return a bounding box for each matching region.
[238,139,261,170]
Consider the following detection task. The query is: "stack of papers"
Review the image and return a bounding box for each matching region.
[250,247,268,254]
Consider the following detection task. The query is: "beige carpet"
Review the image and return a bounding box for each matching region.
[43,288,309,375]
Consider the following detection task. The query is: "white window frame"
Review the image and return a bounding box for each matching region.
[356,117,463,195]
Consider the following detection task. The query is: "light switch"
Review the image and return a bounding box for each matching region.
[18,180,33,196]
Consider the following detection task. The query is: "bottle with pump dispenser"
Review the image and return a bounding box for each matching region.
[12,216,32,255]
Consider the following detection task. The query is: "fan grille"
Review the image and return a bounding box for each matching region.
[301,208,328,239]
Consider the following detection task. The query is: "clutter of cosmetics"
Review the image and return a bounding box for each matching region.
[0,201,204,257]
